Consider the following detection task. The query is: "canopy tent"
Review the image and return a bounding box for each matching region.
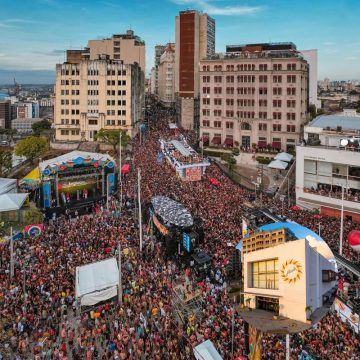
[193,340,223,360]
[0,193,29,212]
[169,123,178,129]
[151,196,193,228]
[274,152,294,162]
[21,167,40,185]
[75,258,119,307]
[0,178,17,195]
[267,159,288,170]
[121,164,130,174]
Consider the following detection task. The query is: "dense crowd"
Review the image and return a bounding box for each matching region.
[0,104,359,359]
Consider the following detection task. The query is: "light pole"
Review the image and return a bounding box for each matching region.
[10,226,14,279]
[339,184,345,256]
[138,169,143,252]
[286,334,290,360]
[118,242,122,304]
[119,131,122,212]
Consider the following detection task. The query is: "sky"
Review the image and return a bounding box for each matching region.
[0,0,359,84]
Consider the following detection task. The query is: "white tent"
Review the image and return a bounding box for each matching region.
[0,193,29,212]
[75,257,119,306]
[274,152,294,162]
[268,159,288,170]
[193,340,223,360]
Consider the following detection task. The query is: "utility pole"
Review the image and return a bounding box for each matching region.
[231,304,235,358]
[339,185,344,256]
[138,169,143,252]
[118,242,122,304]
[10,226,14,279]
[286,334,290,360]
[119,131,122,212]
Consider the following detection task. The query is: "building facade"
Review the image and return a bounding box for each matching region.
[296,115,360,222]
[153,45,166,97]
[199,43,309,151]
[54,31,145,142]
[0,100,11,129]
[300,50,320,109]
[11,117,42,134]
[16,102,39,119]
[175,10,215,130]
[158,43,175,106]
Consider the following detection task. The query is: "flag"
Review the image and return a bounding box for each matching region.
[24,224,44,237]
[156,152,164,164]
[242,218,248,237]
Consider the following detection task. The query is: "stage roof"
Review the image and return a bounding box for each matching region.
[151,196,193,227]
[170,140,191,156]
[40,151,115,171]
[0,193,29,212]
[0,178,17,195]
[75,257,119,306]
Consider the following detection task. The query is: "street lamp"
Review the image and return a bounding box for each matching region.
[338,184,346,256]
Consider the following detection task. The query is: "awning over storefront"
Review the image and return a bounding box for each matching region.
[272,141,282,149]
[121,164,130,174]
[211,136,221,145]
[224,137,233,146]
[258,141,267,147]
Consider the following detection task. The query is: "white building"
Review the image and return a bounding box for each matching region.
[300,50,321,109]
[242,223,336,325]
[296,115,360,222]
[11,117,43,134]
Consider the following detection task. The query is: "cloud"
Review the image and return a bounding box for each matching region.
[170,0,263,16]
[5,18,42,24]
[32,49,65,56]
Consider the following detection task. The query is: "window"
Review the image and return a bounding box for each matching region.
[259,99,267,107]
[226,110,234,117]
[259,87,267,95]
[214,76,222,82]
[226,76,234,83]
[203,98,210,105]
[273,64,282,71]
[202,109,210,116]
[273,100,282,108]
[259,75,268,83]
[202,76,210,83]
[214,109,222,116]
[273,124,282,132]
[214,121,222,128]
[287,75,296,83]
[226,87,234,94]
[226,99,234,106]
[273,112,282,120]
[241,122,251,130]
[251,259,279,289]
[287,87,296,96]
[259,64,268,71]
[226,122,234,129]
[259,112,267,119]
[287,63,297,71]
[214,87,222,94]
[273,87,282,95]
[202,87,210,94]
[287,113,296,121]
[287,125,296,132]
[88,119,98,125]
[214,98,222,106]
[259,123,267,131]
[202,120,210,127]
[287,100,296,108]
[273,75,282,83]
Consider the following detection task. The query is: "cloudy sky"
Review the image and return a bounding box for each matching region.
[0,0,359,83]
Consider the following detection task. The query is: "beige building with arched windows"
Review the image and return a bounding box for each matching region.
[199,43,309,152]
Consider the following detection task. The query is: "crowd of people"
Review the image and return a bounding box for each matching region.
[0,103,359,359]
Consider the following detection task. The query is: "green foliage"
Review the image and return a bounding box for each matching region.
[32,119,52,136]
[256,156,272,165]
[24,207,43,225]
[0,148,12,176]
[15,136,48,163]
[0,128,17,141]
[232,147,240,156]
[221,153,237,171]
[309,104,317,120]
[95,129,131,152]
[203,150,222,158]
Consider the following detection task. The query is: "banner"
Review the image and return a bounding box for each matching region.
[334,297,359,333]
[185,167,202,182]
[248,325,262,360]
[42,182,51,208]
[24,224,44,237]
[242,218,248,237]
[107,173,116,194]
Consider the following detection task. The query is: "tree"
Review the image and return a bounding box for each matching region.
[32,119,52,136]
[221,153,237,172]
[309,104,317,120]
[0,148,12,176]
[0,128,17,143]
[95,129,131,153]
[24,207,43,225]
[15,136,48,163]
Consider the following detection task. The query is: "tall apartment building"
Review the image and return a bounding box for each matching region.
[199,43,309,152]
[175,10,215,130]
[16,101,39,119]
[153,45,166,96]
[54,30,145,142]
[0,100,11,129]
[158,43,175,106]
